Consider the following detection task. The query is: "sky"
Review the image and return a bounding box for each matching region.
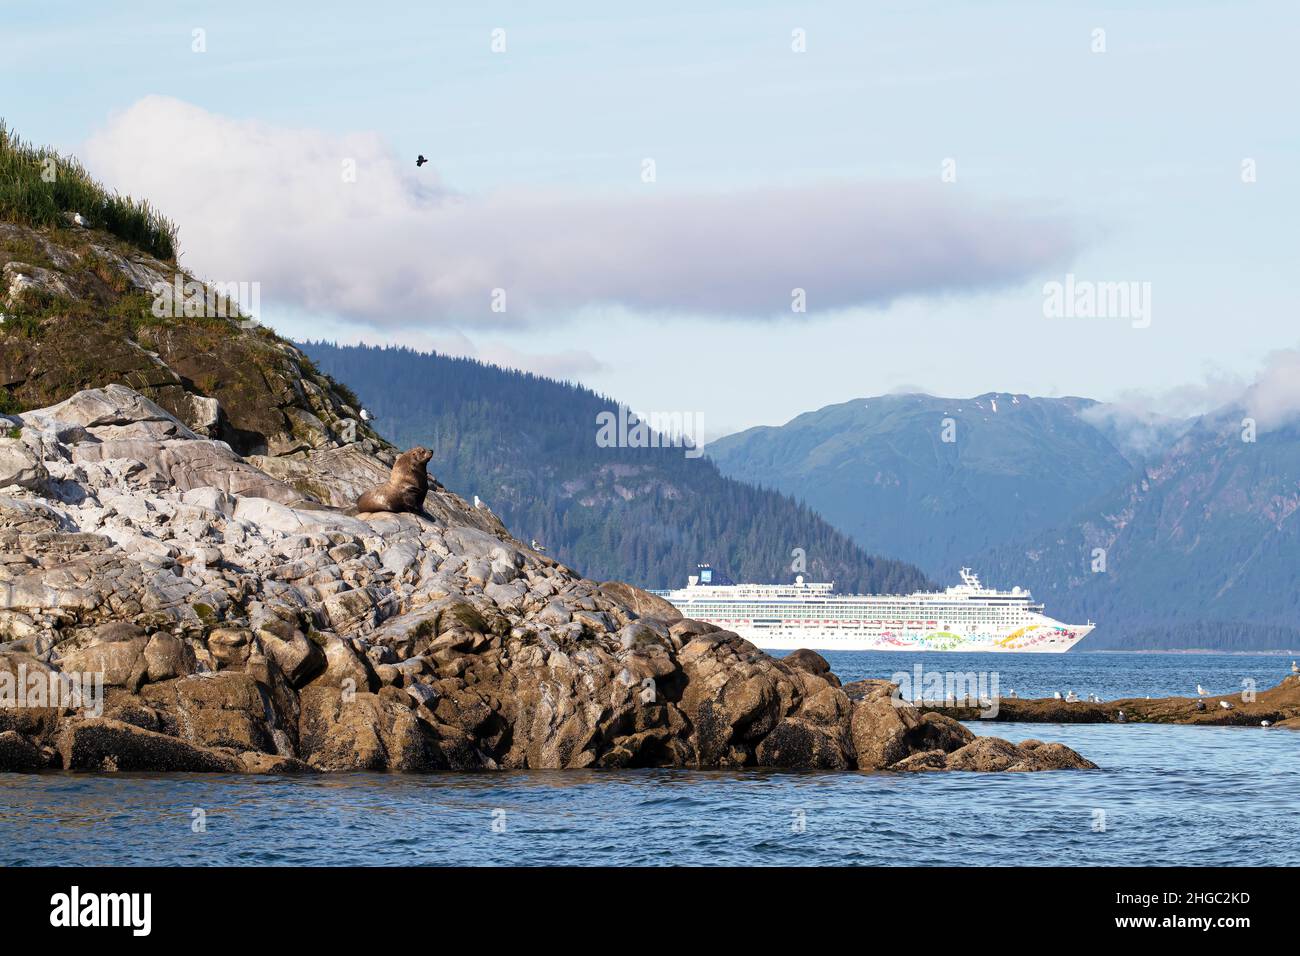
[3,0,1298,438]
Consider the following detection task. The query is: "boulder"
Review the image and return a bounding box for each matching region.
[22,384,198,442]
[782,648,840,687]
[297,685,434,771]
[850,694,922,770]
[598,581,683,622]
[55,622,149,691]
[0,729,46,771]
[0,441,47,491]
[678,633,789,766]
[754,717,852,770]
[140,673,276,753]
[58,718,244,772]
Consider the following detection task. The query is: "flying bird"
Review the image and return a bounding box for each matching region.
[416,155,429,167]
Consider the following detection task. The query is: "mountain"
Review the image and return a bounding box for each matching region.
[706,392,1137,580]
[707,390,1300,651]
[298,342,933,594]
[983,408,1300,650]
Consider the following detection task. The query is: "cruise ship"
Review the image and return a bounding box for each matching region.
[655,567,1093,652]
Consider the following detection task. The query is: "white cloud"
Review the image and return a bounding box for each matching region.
[84,96,1081,329]
[1244,347,1300,431]
[1083,346,1300,455]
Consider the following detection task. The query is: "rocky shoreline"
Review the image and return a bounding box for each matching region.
[0,384,1097,775]
[920,675,1300,728]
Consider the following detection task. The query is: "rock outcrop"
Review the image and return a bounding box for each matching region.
[0,384,1097,775]
[922,675,1300,728]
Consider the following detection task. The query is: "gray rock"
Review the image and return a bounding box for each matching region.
[0,441,47,491]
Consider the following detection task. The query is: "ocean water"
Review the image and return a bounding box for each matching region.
[811,649,1298,701]
[2,652,1296,867]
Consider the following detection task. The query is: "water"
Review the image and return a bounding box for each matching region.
[2,652,1296,866]
[811,649,1297,701]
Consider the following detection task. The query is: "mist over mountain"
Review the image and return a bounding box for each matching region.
[298,341,932,595]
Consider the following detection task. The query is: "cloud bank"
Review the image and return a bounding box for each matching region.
[82,96,1080,330]
[1083,346,1300,455]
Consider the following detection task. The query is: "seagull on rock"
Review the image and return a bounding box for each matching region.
[1291,661,1299,675]
[1053,691,1062,700]
[1196,684,1210,696]
[1219,700,1233,710]
[1065,690,1080,703]
[359,408,375,423]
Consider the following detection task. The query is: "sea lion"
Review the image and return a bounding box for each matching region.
[356,446,433,515]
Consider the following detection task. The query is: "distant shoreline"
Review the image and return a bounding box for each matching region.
[1075,649,1297,656]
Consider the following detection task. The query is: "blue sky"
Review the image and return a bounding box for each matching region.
[4,0,1297,436]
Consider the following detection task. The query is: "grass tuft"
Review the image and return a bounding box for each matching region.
[0,119,178,261]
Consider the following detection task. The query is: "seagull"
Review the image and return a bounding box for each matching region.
[1196,684,1210,696]
[416,155,429,167]
[1053,691,1062,700]
[1195,700,1206,712]
[359,408,375,423]
[1291,661,1298,675]
[1261,720,1272,727]
[1065,690,1079,703]
[1219,700,1233,710]
[72,212,90,227]
[1008,689,1018,699]
[530,538,546,552]
[1116,710,1126,722]
[473,495,484,509]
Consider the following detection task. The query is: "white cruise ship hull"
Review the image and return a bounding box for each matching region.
[656,568,1095,653]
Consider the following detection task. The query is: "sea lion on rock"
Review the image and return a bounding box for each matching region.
[356,446,433,515]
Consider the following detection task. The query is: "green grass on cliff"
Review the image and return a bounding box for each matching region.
[0,120,178,261]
